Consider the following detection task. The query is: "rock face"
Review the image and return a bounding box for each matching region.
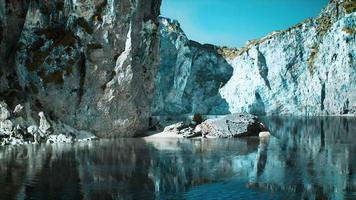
[220,0,356,115]
[200,113,268,138]
[0,0,30,96]
[152,18,233,116]
[1,0,162,137]
[154,0,356,117]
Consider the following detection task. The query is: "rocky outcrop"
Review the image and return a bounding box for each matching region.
[0,0,162,137]
[150,113,267,139]
[0,101,95,145]
[200,113,268,138]
[152,18,233,116]
[220,0,356,115]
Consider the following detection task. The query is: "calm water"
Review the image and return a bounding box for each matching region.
[0,117,355,200]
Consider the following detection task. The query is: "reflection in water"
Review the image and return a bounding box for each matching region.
[0,117,355,200]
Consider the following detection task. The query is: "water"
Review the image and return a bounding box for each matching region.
[0,117,355,200]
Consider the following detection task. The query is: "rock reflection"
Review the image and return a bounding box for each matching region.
[0,117,355,199]
[251,117,356,199]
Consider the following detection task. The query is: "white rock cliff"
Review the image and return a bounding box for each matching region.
[156,0,356,116]
[220,0,356,115]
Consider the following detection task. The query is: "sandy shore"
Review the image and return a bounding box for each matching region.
[143,131,184,139]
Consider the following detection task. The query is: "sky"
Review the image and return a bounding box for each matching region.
[161,0,328,47]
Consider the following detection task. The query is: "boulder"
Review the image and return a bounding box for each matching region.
[200,113,268,138]
[46,134,73,144]
[13,104,24,115]
[163,122,188,133]
[0,102,11,121]
[259,131,271,138]
[38,112,51,136]
[0,120,13,136]
[27,125,38,135]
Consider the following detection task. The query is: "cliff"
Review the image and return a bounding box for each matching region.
[156,0,356,116]
[220,0,356,115]
[0,0,162,137]
[152,18,233,116]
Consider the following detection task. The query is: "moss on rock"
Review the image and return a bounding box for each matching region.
[342,27,356,35]
[217,47,241,59]
[316,16,332,37]
[307,46,319,75]
[343,1,356,14]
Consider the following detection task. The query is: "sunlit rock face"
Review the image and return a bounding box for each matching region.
[220,0,356,115]
[0,0,162,137]
[152,18,233,116]
[154,1,355,117]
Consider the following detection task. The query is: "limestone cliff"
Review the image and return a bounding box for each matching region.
[152,18,233,116]
[0,0,161,137]
[156,0,355,116]
[220,0,356,115]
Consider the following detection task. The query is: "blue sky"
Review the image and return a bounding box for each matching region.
[161,0,328,47]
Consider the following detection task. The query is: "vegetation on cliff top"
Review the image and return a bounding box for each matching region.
[343,1,356,14]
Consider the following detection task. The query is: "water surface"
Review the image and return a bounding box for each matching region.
[0,117,355,200]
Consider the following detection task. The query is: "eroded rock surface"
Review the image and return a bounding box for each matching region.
[0,101,95,145]
[220,0,356,115]
[1,0,162,137]
[152,18,233,116]
[155,0,356,117]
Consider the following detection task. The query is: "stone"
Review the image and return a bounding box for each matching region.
[163,122,188,133]
[13,104,24,115]
[194,124,202,134]
[0,120,13,136]
[0,102,11,121]
[46,134,73,144]
[182,127,201,138]
[180,127,193,136]
[200,113,268,138]
[38,112,51,136]
[259,131,271,138]
[27,125,38,135]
